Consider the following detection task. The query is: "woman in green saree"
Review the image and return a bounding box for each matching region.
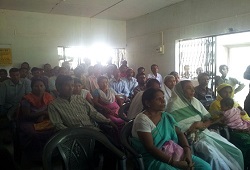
[167,80,244,170]
[131,88,211,170]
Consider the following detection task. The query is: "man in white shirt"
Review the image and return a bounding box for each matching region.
[147,64,163,85]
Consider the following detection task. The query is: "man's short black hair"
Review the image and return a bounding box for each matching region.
[197,72,210,81]
[151,64,158,70]
[55,75,73,91]
[31,67,40,73]
[9,68,19,74]
[0,69,8,75]
[219,65,228,71]
[136,72,146,79]
[137,67,145,73]
[146,78,160,88]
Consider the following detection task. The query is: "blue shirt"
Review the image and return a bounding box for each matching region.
[0,78,31,116]
[109,78,130,97]
[122,77,138,96]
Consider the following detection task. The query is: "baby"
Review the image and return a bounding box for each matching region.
[220,98,250,130]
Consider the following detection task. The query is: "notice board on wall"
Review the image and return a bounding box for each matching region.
[0,45,12,66]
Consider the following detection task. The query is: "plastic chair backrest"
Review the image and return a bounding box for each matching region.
[43,127,126,170]
[120,121,144,170]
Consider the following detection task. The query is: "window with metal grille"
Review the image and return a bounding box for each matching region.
[178,36,216,90]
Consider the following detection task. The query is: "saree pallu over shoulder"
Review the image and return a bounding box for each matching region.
[166,82,244,170]
[131,112,212,170]
[167,92,210,132]
[131,112,179,169]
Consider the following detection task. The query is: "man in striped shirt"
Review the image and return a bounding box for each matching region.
[48,75,117,131]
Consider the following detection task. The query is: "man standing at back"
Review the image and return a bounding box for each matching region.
[215,65,245,94]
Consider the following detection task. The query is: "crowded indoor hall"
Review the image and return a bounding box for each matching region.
[1,0,250,169]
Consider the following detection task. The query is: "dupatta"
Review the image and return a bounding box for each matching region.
[97,88,116,104]
[166,82,210,132]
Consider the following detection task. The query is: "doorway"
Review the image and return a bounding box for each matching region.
[178,31,250,106]
[217,32,250,106]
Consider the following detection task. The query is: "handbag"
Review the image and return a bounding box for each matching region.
[161,140,184,161]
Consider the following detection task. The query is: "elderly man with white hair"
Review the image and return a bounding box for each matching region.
[161,75,176,105]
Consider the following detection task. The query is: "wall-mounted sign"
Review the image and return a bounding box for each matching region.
[0,48,12,65]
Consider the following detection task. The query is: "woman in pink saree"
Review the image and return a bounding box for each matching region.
[92,76,125,131]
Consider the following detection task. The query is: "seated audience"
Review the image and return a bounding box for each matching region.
[61,61,71,75]
[133,72,147,97]
[19,78,55,160]
[48,75,117,131]
[220,97,250,130]
[209,83,250,121]
[92,76,125,131]
[169,71,180,84]
[48,66,67,97]
[86,64,101,93]
[0,69,9,82]
[194,73,215,110]
[19,67,29,79]
[119,60,128,78]
[104,64,116,81]
[20,62,30,70]
[147,64,163,85]
[43,63,52,78]
[122,68,138,98]
[48,75,118,169]
[119,65,128,78]
[209,83,250,169]
[137,66,145,75]
[131,88,211,170]
[109,69,130,98]
[20,62,32,79]
[31,67,49,92]
[167,80,244,170]
[73,66,87,89]
[73,78,93,106]
[127,79,160,120]
[0,68,31,120]
[161,75,176,105]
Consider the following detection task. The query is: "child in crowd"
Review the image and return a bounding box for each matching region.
[220,98,250,130]
[73,78,94,106]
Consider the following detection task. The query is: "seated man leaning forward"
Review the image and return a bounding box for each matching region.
[48,75,117,131]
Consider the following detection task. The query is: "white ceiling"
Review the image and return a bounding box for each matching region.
[0,0,184,20]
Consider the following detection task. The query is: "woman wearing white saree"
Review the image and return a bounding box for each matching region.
[167,80,244,170]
